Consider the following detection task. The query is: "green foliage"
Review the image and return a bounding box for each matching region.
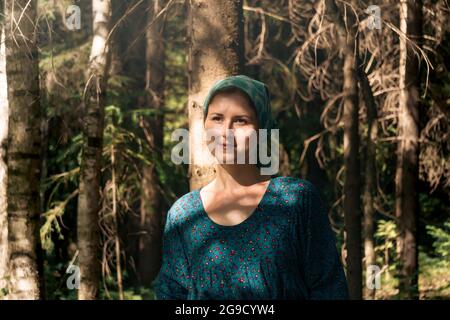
[41,189,78,254]
[43,260,78,300]
[419,249,450,299]
[426,221,450,266]
[375,220,397,246]
[374,219,398,281]
[0,279,9,299]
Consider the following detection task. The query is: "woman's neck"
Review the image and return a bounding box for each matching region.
[213,164,271,189]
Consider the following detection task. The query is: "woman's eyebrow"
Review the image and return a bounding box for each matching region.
[234,114,254,120]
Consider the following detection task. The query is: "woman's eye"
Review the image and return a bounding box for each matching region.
[211,116,221,121]
[235,119,247,124]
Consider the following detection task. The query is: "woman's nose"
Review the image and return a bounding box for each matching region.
[220,119,234,131]
[221,120,235,141]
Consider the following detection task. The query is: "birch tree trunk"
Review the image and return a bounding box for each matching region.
[0,2,9,297]
[77,0,112,300]
[4,0,43,300]
[187,0,245,190]
[396,0,422,299]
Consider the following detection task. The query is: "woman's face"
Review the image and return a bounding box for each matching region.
[204,91,259,165]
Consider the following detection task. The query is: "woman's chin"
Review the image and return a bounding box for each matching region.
[214,157,254,165]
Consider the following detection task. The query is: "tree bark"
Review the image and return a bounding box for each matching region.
[395,0,422,299]
[77,0,112,300]
[187,0,245,190]
[325,0,362,299]
[358,64,378,300]
[4,0,43,300]
[0,3,9,297]
[110,0,146,86]
[137,0,166,286]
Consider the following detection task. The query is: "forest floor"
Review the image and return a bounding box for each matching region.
[374,252,450,300]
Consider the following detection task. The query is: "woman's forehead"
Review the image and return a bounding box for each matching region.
[208,92,256,114]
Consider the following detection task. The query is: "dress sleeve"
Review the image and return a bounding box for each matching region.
[298,180,349,300]
[152,205,191,300]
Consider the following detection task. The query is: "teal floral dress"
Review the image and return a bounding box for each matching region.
[152,176,349,300]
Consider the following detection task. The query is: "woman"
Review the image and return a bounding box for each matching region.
[152,75,349,299]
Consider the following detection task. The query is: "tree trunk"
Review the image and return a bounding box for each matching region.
[395,0,421,299]
[325,0,362,299]
[137,0,166,286]
[187,0,245,190]
[77,0,112,300]
[0,4,9,297]
[110,0,146,84]
[4,0,43,300]
[359,66,378,299]
[341,27,362,302]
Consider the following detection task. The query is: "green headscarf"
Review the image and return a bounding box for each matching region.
[203,74,277,130]
[202,75,277,168]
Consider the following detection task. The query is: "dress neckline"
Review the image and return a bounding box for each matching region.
[197,177,274,229]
